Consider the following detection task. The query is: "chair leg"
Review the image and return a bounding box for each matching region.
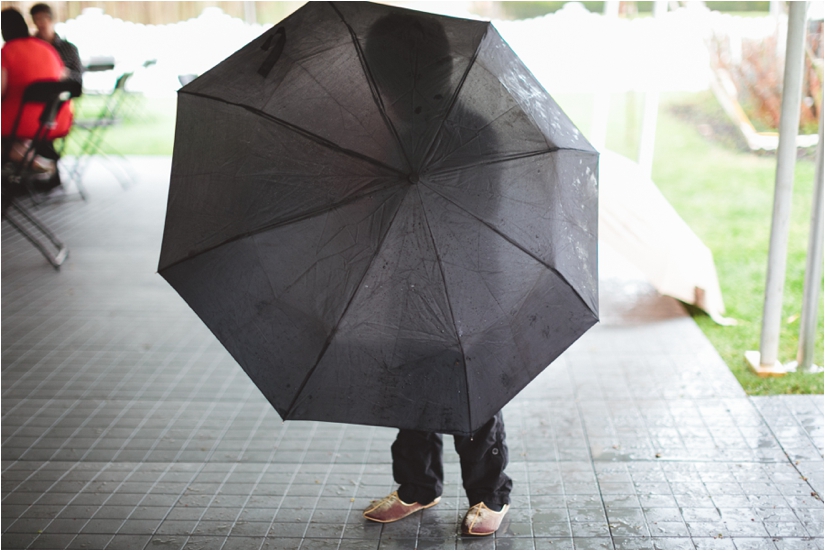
[96,152,134,189]
[66,130,133,193]
[3,198,68,269]
[33,165,87,205]
[65,154,91,200]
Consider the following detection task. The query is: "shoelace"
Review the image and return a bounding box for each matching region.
[369,491,400,509]
[465,503,484,527]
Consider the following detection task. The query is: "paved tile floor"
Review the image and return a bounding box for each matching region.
[2,157,823,550]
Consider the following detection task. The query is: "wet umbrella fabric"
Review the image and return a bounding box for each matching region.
[159,1,599,436]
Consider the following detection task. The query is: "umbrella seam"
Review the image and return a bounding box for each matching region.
[425,147,587,177]
[283,187,410,418]
[157,181,409,273]
[419,24,490,172]
[327,1,413,174]
[262,55,389,156]
[419,180,598,318]
[178,90,406,177]
[423,104,540,169]
[414,186,473,434]
[481,25,597,155]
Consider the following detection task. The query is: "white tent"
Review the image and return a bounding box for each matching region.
[599,150,735,325]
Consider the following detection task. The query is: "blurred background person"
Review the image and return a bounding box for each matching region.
[30,2,82,86]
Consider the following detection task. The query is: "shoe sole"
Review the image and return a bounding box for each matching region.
[363,496,441,523]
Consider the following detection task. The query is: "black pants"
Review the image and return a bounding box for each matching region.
[392,411,512,510]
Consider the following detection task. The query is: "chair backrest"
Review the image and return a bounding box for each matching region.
[114,72,133,92]
[84,56,116,73]
[3,80,82,164]
[95,72,134,121]
[20,80,83,127]
[21,80,83,104]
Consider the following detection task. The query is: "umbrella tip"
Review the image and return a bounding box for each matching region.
[407,173,419,184]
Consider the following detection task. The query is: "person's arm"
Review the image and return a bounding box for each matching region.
[61,41,84,85]
[43,42,75,87]
[2,67,7,98]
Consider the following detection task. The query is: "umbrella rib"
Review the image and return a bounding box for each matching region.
[178,90,406,177]
[327,1,413,173]
[157,181,409,273]
[419,25,489,171]
[283,187,409,418]
[420,180,598,317]
[425,147,566,177]
[413,187,474,433]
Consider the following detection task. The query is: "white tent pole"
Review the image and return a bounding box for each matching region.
[749,1,808,375]
[796,105,824,373]
[589,1,620,152]
[637,0,668,180]
[243,1,257,25]
[771,1,786,65]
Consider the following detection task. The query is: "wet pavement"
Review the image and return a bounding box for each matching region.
[2,157,823,550]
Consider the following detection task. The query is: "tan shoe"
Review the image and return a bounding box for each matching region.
[461,502,509,536]
[363,491,440,523]
[9,141,55,174]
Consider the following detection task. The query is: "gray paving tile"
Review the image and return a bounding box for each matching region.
[533,538,576,550]
[80,517,125,535]
[692,538,737,550]
[772,538,824,550]
[572,537,614,549]
[67,534,116,549]
[106,534,154,549]
[455,537,496,550]
[2,157,822,551]
[1,533,38,549]
[731,538,777,550]
[222,535,266,549]
[179,536,221,550]
[259,537,304,549]
[27,533,76,550]
[144,534,188,549]
[494,537,536,549]
[304,537,349,549]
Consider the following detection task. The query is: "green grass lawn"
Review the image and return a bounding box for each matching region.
[556,89,822,394]
[62,94,177,157]
[79,90,823,394]
[650,92,823,395]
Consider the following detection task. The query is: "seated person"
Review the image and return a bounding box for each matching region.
[30,3,83,87]
[2,7,73,176]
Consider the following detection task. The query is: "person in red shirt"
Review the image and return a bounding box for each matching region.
[2,7,72,174]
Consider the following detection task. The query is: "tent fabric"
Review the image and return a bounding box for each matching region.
[599,150,733,325]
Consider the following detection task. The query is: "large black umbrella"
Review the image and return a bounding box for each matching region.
[159,1,598,436]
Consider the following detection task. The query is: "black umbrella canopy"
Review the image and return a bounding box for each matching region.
[159,1,598,436]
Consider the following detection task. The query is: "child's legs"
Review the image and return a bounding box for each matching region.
[392,429,444,504]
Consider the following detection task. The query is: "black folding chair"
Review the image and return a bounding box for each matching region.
[178,74,198,86]
[66,71,135,192]
[118,59,156,122]
[84,55,116,74]
[2,80,81,269]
